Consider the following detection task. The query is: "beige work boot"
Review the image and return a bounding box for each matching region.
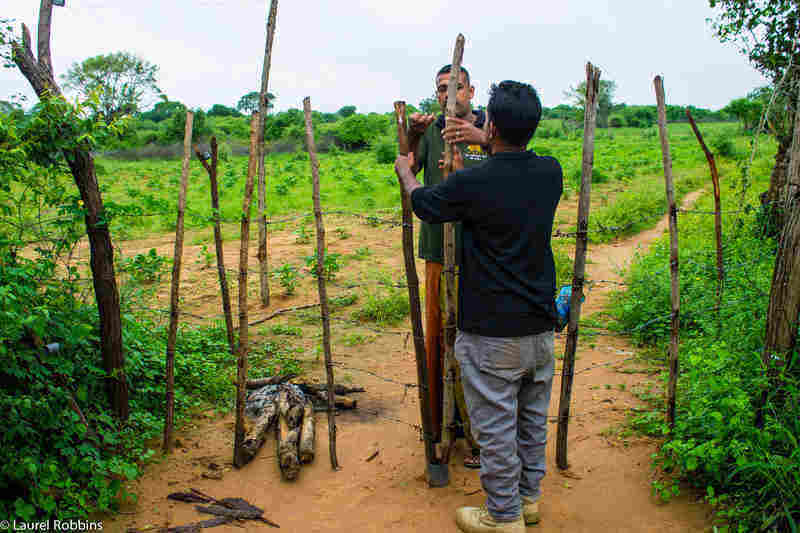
[455,506,524,533]
[522,495,540,525]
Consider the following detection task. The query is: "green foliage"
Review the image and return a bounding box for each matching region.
[337,105,357,118]
[273,263,299,295]
[334,113,389,149]
[711,135,738,159]
[305,250,342,281]
[163,106,211,143]
[611,169,799,531]
[352,288,409,325]
[207,104,242,118]
[267,324,303,337]
[372,136,397,164]
[118,248,170,284]
[419,95,441,115]
[293,224,311,244]
[195,244,214,269]
[237,91,275,114]
[62,51,162,121]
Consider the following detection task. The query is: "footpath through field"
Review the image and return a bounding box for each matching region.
[106,191,710,533]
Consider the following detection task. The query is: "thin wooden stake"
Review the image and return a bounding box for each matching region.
[394,100,438,475]
[440,33,465,465]
[233,113,260,468]
[686,110,724,336]
[303,96,339,471]
[164,110,194,453]
[257,0,279,307]
[654,76,680,431]
[195,138,236,355]
[556,63,600,470]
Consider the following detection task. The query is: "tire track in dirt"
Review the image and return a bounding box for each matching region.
[105,191,710,533]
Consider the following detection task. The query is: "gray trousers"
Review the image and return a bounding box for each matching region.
[455,329,555,522]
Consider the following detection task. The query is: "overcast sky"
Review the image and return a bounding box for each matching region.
[2,0,768,114]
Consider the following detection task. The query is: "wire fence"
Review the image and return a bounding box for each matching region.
[7,175,782,438]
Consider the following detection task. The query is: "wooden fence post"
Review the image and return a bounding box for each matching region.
[194,137,236,355]
[686,110,724,335]
[257,0,279,307]
[439,33,465,465]
[393,100,439,477]
[233,113,261,468]
[163,110,194,453]
[303,97,339,471]
[654,76,680,431]
[556,63,600,470]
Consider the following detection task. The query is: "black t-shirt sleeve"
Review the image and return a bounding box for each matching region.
[410,169,471,224]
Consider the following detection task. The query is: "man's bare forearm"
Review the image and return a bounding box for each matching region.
[395,156,423,197]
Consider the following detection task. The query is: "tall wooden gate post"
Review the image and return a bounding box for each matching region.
[556,62,601,470]
[654,76,681,431]
[439,34,465,465]
[303,97,339,470]
[257,0,279,307]
[393,100,439,481]
[233,113,261,468]
[163,111,194,453]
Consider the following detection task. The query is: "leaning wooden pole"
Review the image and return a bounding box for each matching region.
[654,76,680,431]
[686,110,724,336]
[194,137,236,355]
[256,0,279,307]
[233,113,261,468]
[556,63,600,470]
[303,97,339,471]
[439,33,465,465]
[163,111,194,453]
[393,100,438,475]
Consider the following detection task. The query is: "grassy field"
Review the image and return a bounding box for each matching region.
[90,121,755,241]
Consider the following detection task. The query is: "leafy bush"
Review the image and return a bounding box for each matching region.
[711,135,738,159]
[304,250,342,280]
[611,184,799,531]
[373,136,397,164]
[118,248,170,284]
[352,289,410,325]
[273,263,299,295]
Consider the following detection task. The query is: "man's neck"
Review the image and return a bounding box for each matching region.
[489,140,526,154]
[456,107,476,124]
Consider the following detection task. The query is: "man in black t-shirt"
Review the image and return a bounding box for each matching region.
[396,81,562,533]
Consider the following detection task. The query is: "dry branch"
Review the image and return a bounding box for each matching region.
[393,100,438,474]
[194,138,235,355]
[556,62,601,470]
[233,113,261,468]
[276,390,301,480]
[298,400,315,463]
[241,399,278,464]
[245,373,296,389]
[654,76,680,431]
[686,110,724,334]
[304,96,339,471]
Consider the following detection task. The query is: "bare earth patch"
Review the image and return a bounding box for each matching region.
[97,193,710,533]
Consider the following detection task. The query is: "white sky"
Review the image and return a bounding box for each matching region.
[1,0,768,114]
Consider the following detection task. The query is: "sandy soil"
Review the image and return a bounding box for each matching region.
[99,192,711,533]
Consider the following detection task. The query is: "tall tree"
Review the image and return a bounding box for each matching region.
[565,79,617,128]
[8,1,129,419]
[62,51,162,121]
[237,91,275,114]
[708,0,800,229]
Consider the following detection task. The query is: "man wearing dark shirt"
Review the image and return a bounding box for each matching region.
[396,80,562,533]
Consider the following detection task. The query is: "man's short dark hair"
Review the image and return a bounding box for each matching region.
[487,81,542,147]
[437,64,470,87]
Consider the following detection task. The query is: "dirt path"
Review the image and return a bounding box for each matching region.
[104,191,709,533]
